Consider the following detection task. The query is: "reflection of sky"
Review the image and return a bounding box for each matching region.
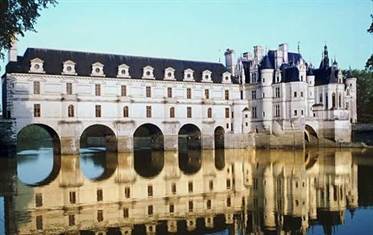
[0,197,3,235]
[17,148,53,185]
[308,208,373,235]
[80,148,105,180]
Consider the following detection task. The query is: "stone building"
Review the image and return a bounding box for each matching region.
[1,42,357,153]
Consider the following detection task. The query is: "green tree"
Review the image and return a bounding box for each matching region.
[0,0,56,60]
[367,14,373,70]
[353,69,373,122]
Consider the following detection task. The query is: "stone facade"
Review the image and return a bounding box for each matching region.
[1,42,357,153]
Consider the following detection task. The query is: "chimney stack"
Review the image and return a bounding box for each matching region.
[224,48,235,74]
[8,37,17,62]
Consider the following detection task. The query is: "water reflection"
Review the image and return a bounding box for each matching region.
[1,148,373,235]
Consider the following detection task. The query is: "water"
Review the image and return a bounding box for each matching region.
[0,147,373,235]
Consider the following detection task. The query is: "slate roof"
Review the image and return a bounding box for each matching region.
[6,48,239,84]
[314,67,339,85]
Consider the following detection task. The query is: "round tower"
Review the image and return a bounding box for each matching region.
[260,56,274,132]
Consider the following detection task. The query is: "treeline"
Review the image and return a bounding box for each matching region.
[352,70,373,123]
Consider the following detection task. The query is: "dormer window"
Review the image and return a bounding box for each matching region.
[91,62,105,77]
[202,70,212,82]
[143,66,155,79]
[184,68,194,81]
[164,67,175,80]
[117,64,130,78]
[62,60,77,75]
[29,58,45,73]
[222,71,232,84]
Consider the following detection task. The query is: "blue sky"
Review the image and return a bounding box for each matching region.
[0,0,372,73]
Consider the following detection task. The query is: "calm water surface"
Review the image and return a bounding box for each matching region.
[0,146,373,235]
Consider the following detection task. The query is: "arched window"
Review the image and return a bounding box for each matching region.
[68,105,74,117]
[332,93,336,109]
[123,106,129,117]
[207,108,212,118]
[170,107,175,118]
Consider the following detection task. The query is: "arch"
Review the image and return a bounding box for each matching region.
[17,123,61,155]
[304,124,318,145]
[133,123,164,178]
[16,124,61,186]
[80,124,117,152]
[178,124,202,174]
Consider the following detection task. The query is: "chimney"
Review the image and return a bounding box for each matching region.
[253,45,264,63]
[278,43,288,64]
[224,48,235,74]
[8,37,17,62]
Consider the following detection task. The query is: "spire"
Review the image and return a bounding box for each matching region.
[319,44,330,69]
[297,41,301,54]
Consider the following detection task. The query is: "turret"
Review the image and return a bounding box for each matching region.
[260,55,274,86]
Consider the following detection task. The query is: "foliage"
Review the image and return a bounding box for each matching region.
[366,14,373,70]
[0,0,56,60]
[352,70,373,122]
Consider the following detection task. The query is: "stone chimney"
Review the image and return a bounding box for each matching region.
[8,37,17,62]
[224,48,235,74]
[278,43,288,64]
[253,45,264,63]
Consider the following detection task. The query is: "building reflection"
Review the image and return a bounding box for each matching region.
[5,149,369,235]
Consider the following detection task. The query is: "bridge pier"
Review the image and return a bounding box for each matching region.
[117,136,133,152]
[60,136,80,155]
[202,135,215,150]
[164,134,178,151]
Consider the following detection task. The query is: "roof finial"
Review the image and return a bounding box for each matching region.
[297,41,301,54]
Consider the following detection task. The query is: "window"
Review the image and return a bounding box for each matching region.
[97,210,103,222]
[252,90,256,100]
[171,183,176,194]
[170,107,175,118]
[123,106,129,117]
[188,200,193,212]
[167,87,172,98]
[146,86,151,97]
[123,208,129,218]
[169,204,174,213]
[294,110,298,116]
[301,110,304,116]
[207,108,212,118]
[148,205,153,216]
[226,179,231,189]
[66,83,72,95]
[33,81,40,94]
[301,91,304,97]
[146,106,152,118]
[35,193,43,207]
[188,181,193,193]
[275,87,280,98]
[252,106,257,119]
[69,191,76,204]
[275,105,280,117]
[97,189,103,201]
[225,90,229,100]
[68,105,74,117]
[339,95,342,108]
[187,88,192,99]
[148,185,153,197]
[225,108,230,118]
[207,199,212,209]
[68,214,75,226]
[36,215,43,230]
[95,105,101,118]
[125,187,130,198]
[319,93,323,103]
[240,90,243,99]
[227,197,231,207]
[95,84,101,96]
[187,107,192,118]
[121,85,127,96]
[294,91,297,98]
[34,104,41,117]
[204,89,209,99]
[209,180,213,190]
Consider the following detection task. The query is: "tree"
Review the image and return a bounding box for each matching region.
[353,69,373,122]
[0,0,56,60]
[367,14,373,70]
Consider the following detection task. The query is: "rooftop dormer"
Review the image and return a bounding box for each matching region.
[142,65,155,79]
[29,58,45,73]
[117,64,130,78]
[91,62,105,77]
[62,60,77,75]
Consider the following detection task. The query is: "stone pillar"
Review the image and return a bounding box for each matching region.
[115,152,136,183]
[59,155,83,187]
[60,136,80,155]
[120,227,132,235]
[167,220,178,233]
[164,151,180,179]
[163,134,178,151]
[117,136,133,152]
[201,135,214,150]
